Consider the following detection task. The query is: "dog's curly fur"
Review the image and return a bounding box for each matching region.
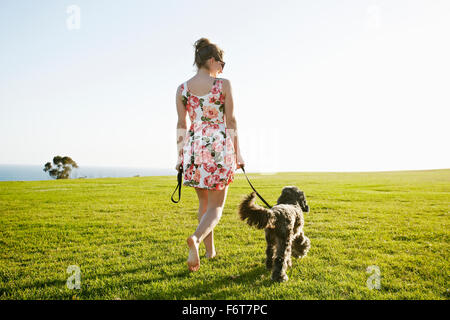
[238,186,311,282]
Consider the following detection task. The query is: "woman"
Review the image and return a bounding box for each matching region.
[175,38,245,271]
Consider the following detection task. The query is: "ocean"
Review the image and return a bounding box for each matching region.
[0,164,175,181]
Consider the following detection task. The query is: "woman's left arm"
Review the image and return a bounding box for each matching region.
[175,85,187,170]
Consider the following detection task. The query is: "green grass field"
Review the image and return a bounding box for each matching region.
[0,169,448,300]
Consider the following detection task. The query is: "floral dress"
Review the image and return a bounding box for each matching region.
[179,78,236,190]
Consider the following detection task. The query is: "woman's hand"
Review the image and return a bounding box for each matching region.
[236,153,245,170]
[175,150,183,171]
[175,161,183,172]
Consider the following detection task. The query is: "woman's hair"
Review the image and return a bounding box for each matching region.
[193,38,224,70]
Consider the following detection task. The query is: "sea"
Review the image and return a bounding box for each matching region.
[0,164,175,182]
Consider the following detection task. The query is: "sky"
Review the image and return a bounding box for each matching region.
[1,0,449,173]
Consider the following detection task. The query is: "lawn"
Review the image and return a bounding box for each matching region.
[0,169,448,299]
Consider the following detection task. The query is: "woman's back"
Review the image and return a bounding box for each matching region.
[185,76,219,97]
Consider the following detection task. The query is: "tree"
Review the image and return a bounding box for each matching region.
[43,156,79,179]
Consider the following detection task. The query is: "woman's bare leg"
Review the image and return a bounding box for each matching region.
[199,209,216,258]
[187,185,229,271]
[195,188,215,258]
[194,185,228,243]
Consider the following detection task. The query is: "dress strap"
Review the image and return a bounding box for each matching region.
[218,78,223,94]
[182,81,188,96]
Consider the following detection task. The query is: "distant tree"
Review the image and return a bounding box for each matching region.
[43,156,79,179]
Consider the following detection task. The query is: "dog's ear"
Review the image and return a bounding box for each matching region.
[297,190,310,213]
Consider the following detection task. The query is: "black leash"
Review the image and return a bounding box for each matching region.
[171,165,272,209]
[170,167,183,203]
[240,166,272,209]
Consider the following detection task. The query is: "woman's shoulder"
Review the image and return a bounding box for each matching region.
[177,80,189,94]
[218,78,231,92]
[178,77,196,92]
[217,77,231,88]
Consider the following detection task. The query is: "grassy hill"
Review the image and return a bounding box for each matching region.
[0,169,448,299]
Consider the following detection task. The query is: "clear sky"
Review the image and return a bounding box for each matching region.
[1,0,449,173]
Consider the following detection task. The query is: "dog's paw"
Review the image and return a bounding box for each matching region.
[287,259,292,268]
[272,273,289,282]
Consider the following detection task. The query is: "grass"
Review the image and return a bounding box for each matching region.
[0,169,449,300]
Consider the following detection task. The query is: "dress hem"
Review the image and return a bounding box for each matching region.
[183,174,234,191]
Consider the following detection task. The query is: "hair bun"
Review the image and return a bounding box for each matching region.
[194,38,211,52]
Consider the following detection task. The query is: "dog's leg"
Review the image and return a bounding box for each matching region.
[265,229,276,270]
[292,231,311,259]
[272,232,293,282]
[287,255,292,268]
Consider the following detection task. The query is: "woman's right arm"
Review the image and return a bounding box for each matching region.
[223,79,244,168]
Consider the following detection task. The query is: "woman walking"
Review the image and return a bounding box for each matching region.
[175,38,245,271]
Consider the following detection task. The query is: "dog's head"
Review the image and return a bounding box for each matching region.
[276,186,310,213]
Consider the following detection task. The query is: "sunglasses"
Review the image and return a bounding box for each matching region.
[215,57,225,70]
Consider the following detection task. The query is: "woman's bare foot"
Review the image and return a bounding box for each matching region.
[187,235,200,271]
[205,250,216,259]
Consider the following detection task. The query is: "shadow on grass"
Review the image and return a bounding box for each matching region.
[6,254,277,299]
[5,256,187,298]
[133,263,276,299]
[69,255,276,299]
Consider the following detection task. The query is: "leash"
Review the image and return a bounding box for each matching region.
[170,167,183,203]
[240,166,272,209]
[171,165,272,209]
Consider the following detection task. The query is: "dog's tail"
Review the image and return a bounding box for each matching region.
[238,192,275,229]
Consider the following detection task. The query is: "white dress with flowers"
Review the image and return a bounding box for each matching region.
[180,78,237,190]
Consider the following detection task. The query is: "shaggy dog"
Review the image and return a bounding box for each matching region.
[238,186,311,282]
